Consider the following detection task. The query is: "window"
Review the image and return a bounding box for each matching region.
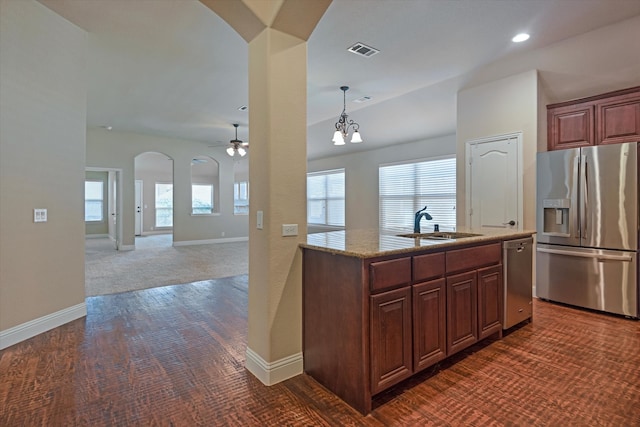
[234,181,249,215]
[85,180,104,222]
[379,156,456,233]
[192,184,213,214]
[155,183,173,227]
[191,156,219,214]
[307,169,345,227]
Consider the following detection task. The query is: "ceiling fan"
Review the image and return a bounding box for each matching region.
[226,123,249,157]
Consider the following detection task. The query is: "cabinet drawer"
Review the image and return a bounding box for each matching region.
[370,257,411,292]
[413,252,445,282]
[446,243,501,274]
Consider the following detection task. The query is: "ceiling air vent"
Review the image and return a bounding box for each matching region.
[347,42,379,58]
[354,96,372,103]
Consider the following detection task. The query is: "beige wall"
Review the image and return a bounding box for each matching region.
[86,129,249,246]
[456,70,539,230]
[0,0,87,332]
[308,134,457,231]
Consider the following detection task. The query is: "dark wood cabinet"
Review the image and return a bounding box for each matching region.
[445,242,502,355]
[547,103,594,150]
[596,91,640,145]
[446,271,478,355]
[547,86,640,151]
[303,238,512,414]
[413,278,446,372]
[370,286,413,394]
[477,265,503,340]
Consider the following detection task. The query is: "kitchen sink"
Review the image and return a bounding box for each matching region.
[396,232,483,240]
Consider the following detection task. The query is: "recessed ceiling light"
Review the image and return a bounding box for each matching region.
[238,105,248,111]
[512,33,530,43]
[101,125,113,130]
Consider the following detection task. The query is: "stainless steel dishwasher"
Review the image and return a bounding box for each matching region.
[503,237,533,329]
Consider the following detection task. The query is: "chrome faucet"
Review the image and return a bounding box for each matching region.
[414,206,433,233]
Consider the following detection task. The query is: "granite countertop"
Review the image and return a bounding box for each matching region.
[300,228,536,258]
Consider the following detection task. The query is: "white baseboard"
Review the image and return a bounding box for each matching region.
[85,234,109,239]
[141,230,172,236]
[173,237,248,247]
[245,347,303,386]
[118,244,135,251]
[0,303,87,350]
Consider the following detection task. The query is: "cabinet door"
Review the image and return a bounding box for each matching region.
[596,92,640,145]
[413,278,446,372]
[446,271,478,356]
[370,286,412,395]
[547,103,594,150]
[477,265,503,340]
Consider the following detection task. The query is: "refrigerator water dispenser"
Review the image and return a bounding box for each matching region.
[542,199,570,236]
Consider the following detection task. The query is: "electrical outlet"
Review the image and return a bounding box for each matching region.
[282,224,298,237]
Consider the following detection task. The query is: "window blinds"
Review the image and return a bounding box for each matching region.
[379,157,456,233]
[307,169,345,226]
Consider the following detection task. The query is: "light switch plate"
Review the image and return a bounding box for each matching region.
[34,208,47,223]
[257,210,263,230]
[282,224,298,237]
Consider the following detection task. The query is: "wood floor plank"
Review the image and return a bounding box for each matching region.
[1,275,639,426]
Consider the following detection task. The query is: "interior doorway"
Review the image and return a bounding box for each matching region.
[85,167,123,251]
[134,152,174,248]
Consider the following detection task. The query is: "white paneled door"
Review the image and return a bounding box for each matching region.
[465,133,522,230]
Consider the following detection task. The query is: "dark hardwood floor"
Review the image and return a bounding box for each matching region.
[1,275,639,426]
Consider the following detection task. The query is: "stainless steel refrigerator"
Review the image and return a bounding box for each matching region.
[536,141,639,318]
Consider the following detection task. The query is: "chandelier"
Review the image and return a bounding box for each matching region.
[332,86,363,145]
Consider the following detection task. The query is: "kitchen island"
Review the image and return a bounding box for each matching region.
[301,228,535,414]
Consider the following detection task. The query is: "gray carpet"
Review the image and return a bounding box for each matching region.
[85,235,248,296]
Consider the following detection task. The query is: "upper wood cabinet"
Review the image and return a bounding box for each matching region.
[547,103,595,150]
[547,86,640,151]
[596,91,640,145]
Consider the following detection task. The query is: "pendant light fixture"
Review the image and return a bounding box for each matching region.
[332,86,363,145]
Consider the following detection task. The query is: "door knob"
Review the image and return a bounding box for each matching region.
[503,220,516,226]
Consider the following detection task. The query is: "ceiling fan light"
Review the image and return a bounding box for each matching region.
[237,147,247,156]
[226,147,235,156]
[332,130,345,145]
[351,130,363,143]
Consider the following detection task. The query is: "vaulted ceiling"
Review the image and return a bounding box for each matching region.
[39,0,640,160]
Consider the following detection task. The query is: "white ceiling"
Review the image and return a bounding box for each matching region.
[39,0,640,160]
